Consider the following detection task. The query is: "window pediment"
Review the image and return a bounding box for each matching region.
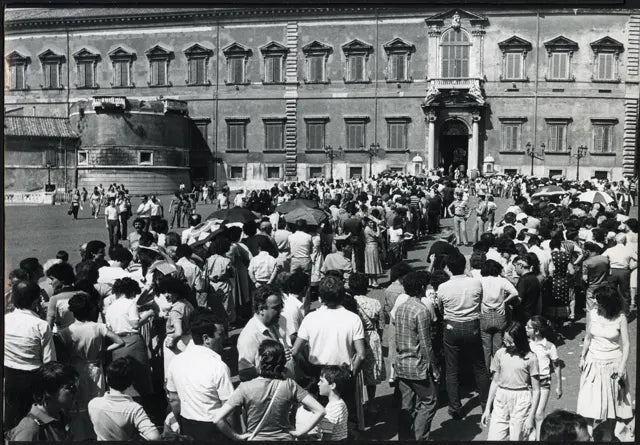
[108,46,136,61]
[38,49,65,63]
[498,36,532,53]
[5,50,30,64]
[222,42,252,57]
[342,39,373,55]
[544,36,578,53]
[260,41,288,56]
[590,36,624,54]
[425,9,489,27]
[184,43,213,58]
[73,48,101,62]
[302,40,333,56]
[590,118,618,124]
[383,38,416,54]
[145,44,174,60]
[545,117,572,124]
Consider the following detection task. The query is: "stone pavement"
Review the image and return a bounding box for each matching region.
[4,195,637,440]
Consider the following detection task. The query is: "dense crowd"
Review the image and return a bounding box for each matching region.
[4,171,637,441]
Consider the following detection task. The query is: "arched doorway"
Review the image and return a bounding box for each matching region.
[438,119,469,175]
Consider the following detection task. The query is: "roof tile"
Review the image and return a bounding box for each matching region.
[4,115,78,139]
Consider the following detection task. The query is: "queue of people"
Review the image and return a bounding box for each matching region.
[4,170,637,441]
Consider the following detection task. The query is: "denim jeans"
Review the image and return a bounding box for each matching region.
[480,310,507,370]
[443,319,490,414]
[453,216,468,245]
[398,375,438,441]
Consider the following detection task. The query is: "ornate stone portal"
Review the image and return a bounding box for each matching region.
[422,8,488,175]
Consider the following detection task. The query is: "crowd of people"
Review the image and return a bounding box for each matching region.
[4,170,637,441]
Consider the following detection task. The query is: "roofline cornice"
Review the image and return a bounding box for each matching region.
[4,6,637,32]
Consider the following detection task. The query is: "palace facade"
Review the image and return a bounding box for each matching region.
[4,7,639,191]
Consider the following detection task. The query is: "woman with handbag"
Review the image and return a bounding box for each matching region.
[211,339,326,441]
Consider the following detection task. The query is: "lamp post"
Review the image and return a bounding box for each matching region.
[46,162,52,188]
[365,142,380,178]
[324,145,343,181]
[525,142,545,176]
[571,144,588,181]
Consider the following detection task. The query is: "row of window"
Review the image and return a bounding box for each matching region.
[76,151,188,166]
[222,116,617,153]
[5,33,624,90]
[227,164,378,181]
[501,118,617,153]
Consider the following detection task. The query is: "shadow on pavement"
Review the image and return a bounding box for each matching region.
[362,392,399,440]
[431,413,483,441]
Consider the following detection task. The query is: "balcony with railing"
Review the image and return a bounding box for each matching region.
[427,77,484,90]
[424,77,486,106]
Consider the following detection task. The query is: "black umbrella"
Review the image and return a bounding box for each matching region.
[275,199,319,214]
[283,207,329,226]
[205,207,260,223]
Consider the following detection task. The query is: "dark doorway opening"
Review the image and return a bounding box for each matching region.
[438,120,469,176]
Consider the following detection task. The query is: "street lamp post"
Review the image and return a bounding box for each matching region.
[525,142,545,176]
[324,145,343,181]
[571,144,588,181]
[46,162,52,187]
[365,143,380,178]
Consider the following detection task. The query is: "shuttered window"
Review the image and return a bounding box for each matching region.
[547,124,567,152]
[306,121,326,150]
[550,52,569,79]
[264,121,284,150]
[11,65,25,90]
[346,120,366,149]
[227,122,246,150]
[387,121,408,150]
[114,61,129,87]
[43,62,59,88]
[502,124,520,151]
[228,57,244,84]
[441,29,469,78]
[595,53,614,80]
[308,55,324,82]
[593,124,612,152]
[150,60,167,86]
[264,56,282,83]
[77,62,94,88]
[505,53,523,79]
[188,58,206,85]
[348,55,365,81]
[389,54,407,81]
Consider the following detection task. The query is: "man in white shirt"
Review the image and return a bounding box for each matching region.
[288,219,313,273]
[136,196,152,232]
[4,281,56,429]
[248,238,279,286]
[292,276,366,424]
[236,284,292,381]
[528,235,551,278]
[181,214,202,245]
[105,198,120,247]
[98,246,132,291]
[166,308,241,441]
[273,219,292,271]
[603,233,637,312]
[234,190,245,208]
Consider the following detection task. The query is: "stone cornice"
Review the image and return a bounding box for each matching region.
[6,7,636,33]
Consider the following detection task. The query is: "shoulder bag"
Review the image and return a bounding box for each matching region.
[248,379,284,441]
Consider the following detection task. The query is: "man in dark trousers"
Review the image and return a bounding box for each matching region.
[342,202,365,273]
[513,254,542,322]
[426,228,460,273]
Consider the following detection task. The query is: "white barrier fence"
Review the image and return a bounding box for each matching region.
[4,190,56,205]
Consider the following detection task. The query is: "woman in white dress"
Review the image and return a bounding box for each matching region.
[576,285,633,441]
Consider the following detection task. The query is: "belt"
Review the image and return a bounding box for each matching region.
[499,386,529,391]
[117,332,139,337]
[611,268,630,271]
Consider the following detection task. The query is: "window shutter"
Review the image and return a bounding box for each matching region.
[309,56,323,82]
[158,61,166,85]
[197,59,205,84]
[188,59,195,84]
[442,46,450,77]
[14,65,24,89]
[85,63,94,87]
[603,126,610,152]
[594,126,603,152]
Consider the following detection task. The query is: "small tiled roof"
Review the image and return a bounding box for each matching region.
[4,115,78,139]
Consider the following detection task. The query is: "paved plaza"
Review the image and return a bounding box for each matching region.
[4,196,637,440]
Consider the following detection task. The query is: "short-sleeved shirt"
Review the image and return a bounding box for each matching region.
[105,297,139,335]
[165,300,194,338]
[529,338,558,377]
[319,398,348,440]
[88,391,159,440]
[4,309,56,370]
[583,255,609,288]
[58,321,109,363]
[226,377,308,441]
[297,305,364,366]
[490,348,539,390]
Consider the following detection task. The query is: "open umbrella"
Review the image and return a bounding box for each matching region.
[275,199,319,214]
[532,185,568,198]
[283,207,329,226]
[205,207,260,223]
[578,190,614,205]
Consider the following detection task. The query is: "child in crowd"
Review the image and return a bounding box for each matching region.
[56,250,69,263]
[481,321,541,441]
[527,316,563,440]
[88,358,160,441]
[317,365,350,441]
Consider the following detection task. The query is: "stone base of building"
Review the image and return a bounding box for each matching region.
[78,167,191,195]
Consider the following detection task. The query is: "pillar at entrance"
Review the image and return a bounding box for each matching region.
[426,111,437,170]
[468,111,481,174]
